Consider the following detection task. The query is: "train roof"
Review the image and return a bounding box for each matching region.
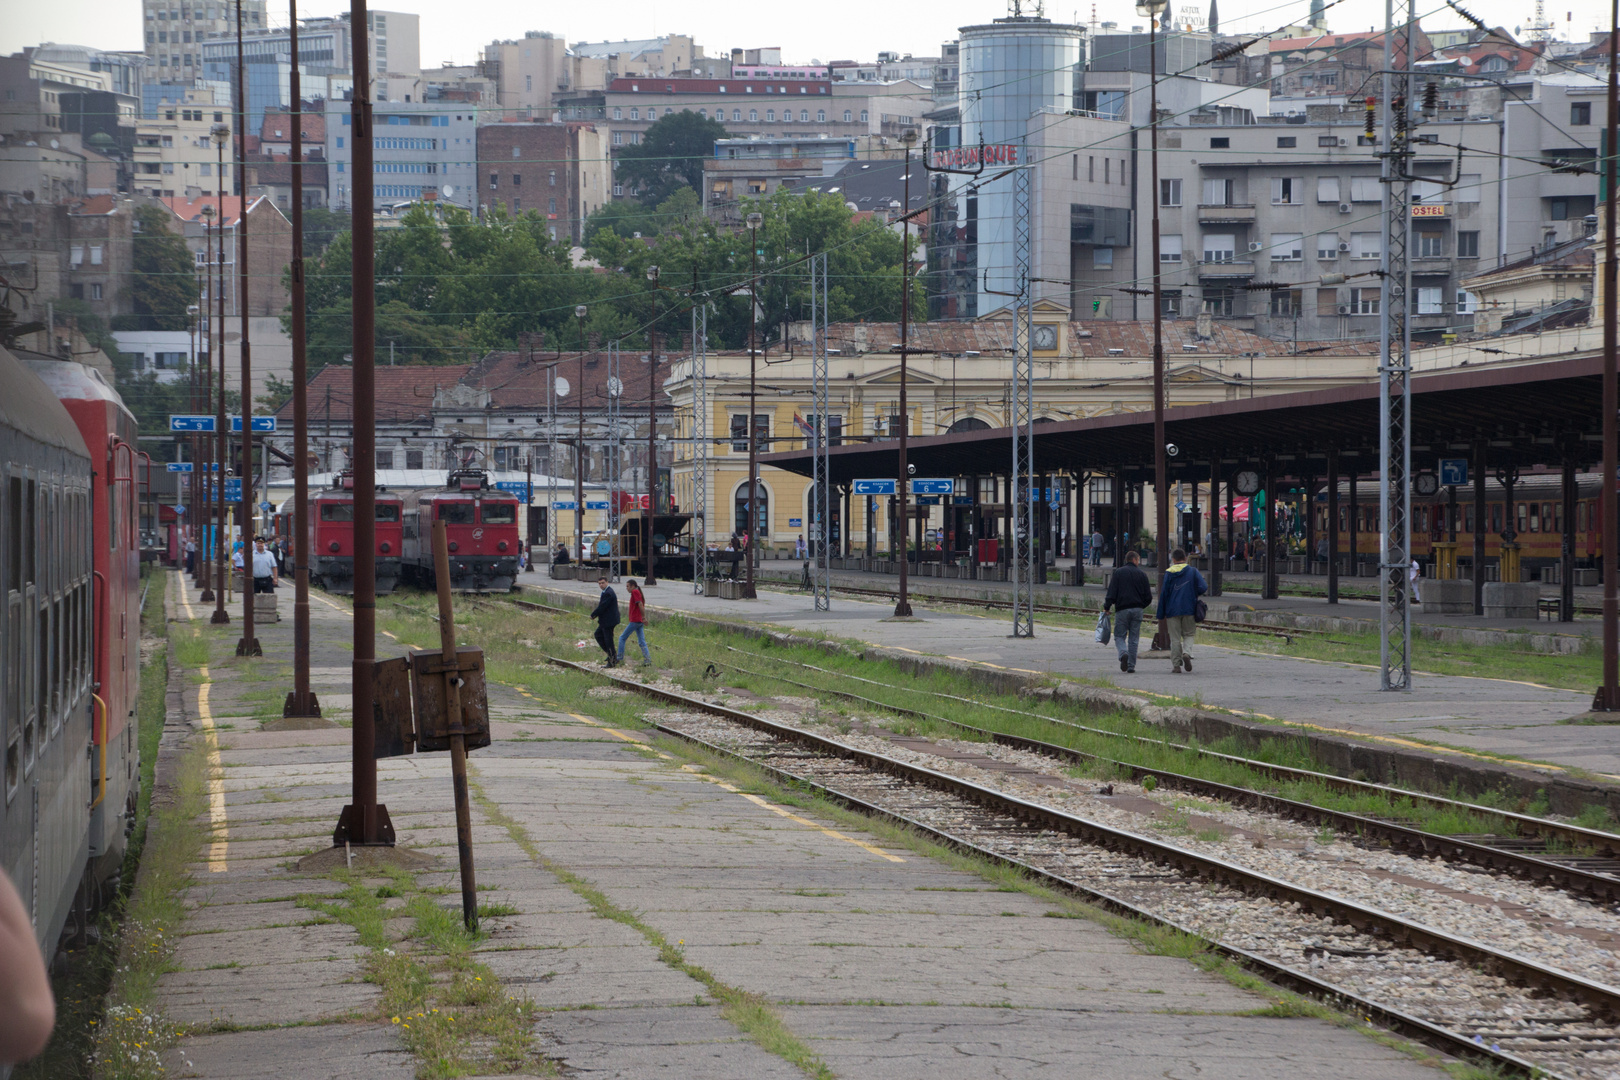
[1,347,91,459]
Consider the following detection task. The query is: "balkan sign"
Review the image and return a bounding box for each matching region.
[929,143,1019,170]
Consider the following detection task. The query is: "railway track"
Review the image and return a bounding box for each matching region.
[709,650,1620,901]
[546,655,1620,1079]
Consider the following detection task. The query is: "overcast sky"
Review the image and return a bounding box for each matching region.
[4,0,1611,71]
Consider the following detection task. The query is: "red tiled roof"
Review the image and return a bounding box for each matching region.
[462,348,668,411]
[273,364,474,424]
[69,194,118,216]
[607,76,830,94]
[807,319,1377,358]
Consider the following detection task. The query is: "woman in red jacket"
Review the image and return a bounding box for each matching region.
[617,579,652,665]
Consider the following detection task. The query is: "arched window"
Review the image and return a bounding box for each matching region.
[817,109,826,122]
[735,480,769,538]
[843,109,852,122]
[749,108,759,122]
[947,417,991,434]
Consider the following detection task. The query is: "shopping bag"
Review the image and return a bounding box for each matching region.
[1095,610,1111,645]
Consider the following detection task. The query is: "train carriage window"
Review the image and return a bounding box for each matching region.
[50,597,61,734]
[1490,504,1503,533]
[480,503,516,525]
[375,505,400,522]
[1524,502,1536,533]
[6,476,19,594]
[37,603,48,736]
[26,479,36,584]
[1578,503,1589,531]
[1465,505,1475,533]
[320,503,356,522]
[438,503,475,524]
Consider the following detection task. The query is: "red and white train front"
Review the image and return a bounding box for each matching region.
[306,474,404,595]
[401,471,521,592]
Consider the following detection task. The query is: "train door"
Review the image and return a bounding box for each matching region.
[527,507,546,549]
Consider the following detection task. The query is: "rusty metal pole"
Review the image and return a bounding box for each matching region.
[1327,448,1340,604]
[575,307,588,564]
[285,0,318,716]
[234,0,259,657]
[894,136,914,617]
[1145,0,1170,650]
[741,213,763,599]
[199,212,216,599]
[1602,0,1620,710]
[432,519,478,930]
[645,268,660,586]
[211,152,231,625]
[334,0,391,845]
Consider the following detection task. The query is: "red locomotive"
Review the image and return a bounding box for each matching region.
[6,353,142,960]
[305,472,404,595]
[400,470,521,591]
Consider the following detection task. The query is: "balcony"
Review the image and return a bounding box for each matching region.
[1197,259,1256,278]
[1197,203,1257,224]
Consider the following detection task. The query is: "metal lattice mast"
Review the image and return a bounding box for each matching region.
[606,340,622,579]
[1379,0,1415,690]
[812,252,832,611]
[691,305,709,592]
[1011,148,1036,638]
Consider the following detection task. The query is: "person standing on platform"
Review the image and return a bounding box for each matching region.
[616,579,652,666]
[185,535,196,574]
[1102,549,1152,674]
[1090,529,1104,566]
[590,576,620,666]
[250,538,279,593]
[1156,548,1208,675]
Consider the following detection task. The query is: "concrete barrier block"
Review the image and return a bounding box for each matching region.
[1422,579,1474,615]
[1483,581,1539,619]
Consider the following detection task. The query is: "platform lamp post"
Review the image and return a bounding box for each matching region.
[186,300,200,573]
[893,128,918,618]
[1139,0,1172,651]
[644,265,663,586]
[741,210,764,600]
[208,123,232,626]
[574,304,588,565]
[232,0,260,658]
[199,204,217,601]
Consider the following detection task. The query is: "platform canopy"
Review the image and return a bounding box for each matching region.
[762,355,1604,484]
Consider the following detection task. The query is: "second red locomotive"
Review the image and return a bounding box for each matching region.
[305,473,404,595]
[400,470,520,592]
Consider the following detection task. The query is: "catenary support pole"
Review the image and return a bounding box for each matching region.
[334,0,391,846]
[1473,439,1487,616]
[211,169,230,625]
[742,212,763,599]
[1602,0,1620,708]
[894,136,915,618]
[1208,459,1221,597]
[234,0,259,657]
[1327,448,1340,604]
[645,279,660,586]
[284,0,318,717]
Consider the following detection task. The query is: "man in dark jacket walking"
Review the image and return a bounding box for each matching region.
[1155,548,1209,674]
[589,577,620,666]
[1102,550,1152,673]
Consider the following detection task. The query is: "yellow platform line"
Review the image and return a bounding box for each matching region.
[175,579,229,871]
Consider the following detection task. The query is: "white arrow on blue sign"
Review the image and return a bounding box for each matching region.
[166,462,193,472]
[853,479,896,496]
[229,416,278,433]
[169,415,216,432]
[494,481,531,500]
[584,500,610,510]
[552,500,578,510]
[910,478,954,495]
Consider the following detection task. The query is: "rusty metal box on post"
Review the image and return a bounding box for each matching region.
[409,646,491,752]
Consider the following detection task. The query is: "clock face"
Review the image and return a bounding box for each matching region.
[1032,325,1058,350]
[1414,473,1439,495]
[1234,470,1261,496]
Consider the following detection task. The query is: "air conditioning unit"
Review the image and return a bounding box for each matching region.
[1337,304,1351,315]
[1338,202,1352,213]
[1338,241,1351,252]
[1247,241,1264,252]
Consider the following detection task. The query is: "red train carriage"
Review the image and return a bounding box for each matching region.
[400,470,521,592]
[306,473,403,595]
[7,353,141,958]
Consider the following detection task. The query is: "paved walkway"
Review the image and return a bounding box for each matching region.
[151,568,1442,1079]
[524,572,1613,778]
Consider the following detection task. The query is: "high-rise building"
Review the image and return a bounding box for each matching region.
[141,0,268,86]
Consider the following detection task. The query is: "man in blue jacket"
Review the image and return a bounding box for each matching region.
[1155,548,1208,674]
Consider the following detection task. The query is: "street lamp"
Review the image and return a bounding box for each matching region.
[645,265,662,585]
[574,304,588,565]
[893,128,919,618]
[742,210,765,599]
[1138,0,1172,645]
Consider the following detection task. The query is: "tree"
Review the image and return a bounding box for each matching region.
[614,110,728,205]
[121,204,199,332]
[301,206,349,257]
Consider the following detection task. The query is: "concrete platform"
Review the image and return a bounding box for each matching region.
[149,568,1443,1079]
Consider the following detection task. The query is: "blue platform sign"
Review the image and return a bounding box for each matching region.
[494,481,531,501]
[169,414,216,432]
[229,416,278,433]
[551,500,578,510]
[910,478,954,495]
[166,462,193,472]
[207,480,243,501]
[1439,458,1468,486]
[788,517,802,528]
[853,479,896,496]
[953,495,974,505]
[584,500,610,510]
[916,496,941,505]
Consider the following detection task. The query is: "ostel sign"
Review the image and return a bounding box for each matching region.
[930,144,1020,170]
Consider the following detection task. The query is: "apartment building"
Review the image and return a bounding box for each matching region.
[476,121,609,242]
[702,135,858,224]
[141,0,267,86]
[324,98,480,212]
[131,87,233,198]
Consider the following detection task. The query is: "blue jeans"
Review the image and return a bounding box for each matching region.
[617,622,650,663]
[1113,607,1143,670]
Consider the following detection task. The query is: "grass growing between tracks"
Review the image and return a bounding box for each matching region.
[379,587,1598,843]
[468,778,836,1080]
[294,869,554,1079]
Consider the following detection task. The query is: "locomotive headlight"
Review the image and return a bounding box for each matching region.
[448,541,459,552]
[328,541,340,552]
[380,542,392,554]
[497,541,508,551]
